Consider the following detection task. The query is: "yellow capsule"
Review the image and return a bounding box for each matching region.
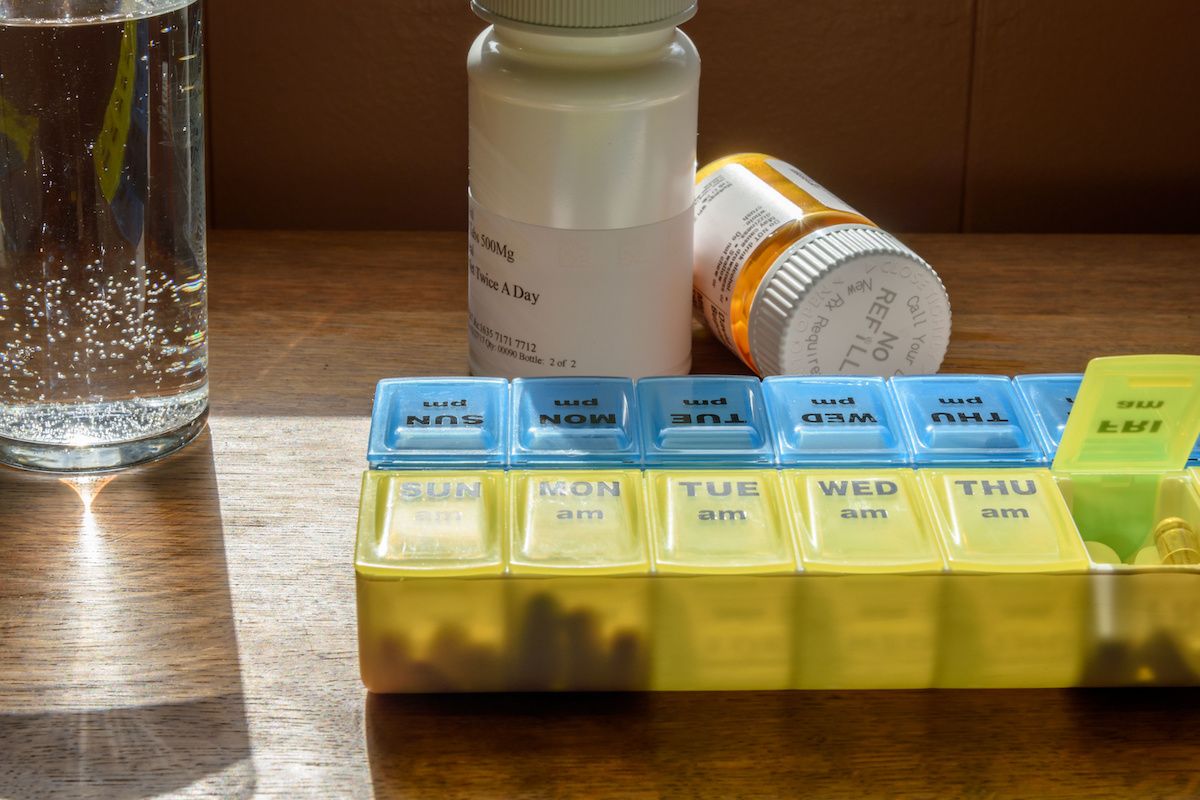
[1152,517,1200,566]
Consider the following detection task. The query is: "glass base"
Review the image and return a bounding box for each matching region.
[0,406,209,473]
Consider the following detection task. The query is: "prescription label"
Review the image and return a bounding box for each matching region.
[468,195,693,378]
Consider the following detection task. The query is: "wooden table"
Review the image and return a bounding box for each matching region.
[2,232,1199,799]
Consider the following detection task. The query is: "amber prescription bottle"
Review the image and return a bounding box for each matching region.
[693,154,952,376]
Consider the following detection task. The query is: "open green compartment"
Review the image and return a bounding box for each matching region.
[1048,356,1200,685]
[1050,355,1200,568]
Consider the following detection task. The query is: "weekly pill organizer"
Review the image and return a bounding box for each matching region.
[355,355,1200,692]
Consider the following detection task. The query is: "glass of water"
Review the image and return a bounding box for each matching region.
[0,0,207,471]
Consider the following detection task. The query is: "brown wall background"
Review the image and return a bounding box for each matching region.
[205,0,1200,233]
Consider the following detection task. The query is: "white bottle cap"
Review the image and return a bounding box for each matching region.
[747,225,952,377]
[470,0,697,31]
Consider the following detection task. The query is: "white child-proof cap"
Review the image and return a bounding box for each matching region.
[470,0,697,30]
[748,225,952,377]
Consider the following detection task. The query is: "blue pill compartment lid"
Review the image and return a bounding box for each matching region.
[891,375,1046,466]
[637,376,775,466]
[509,377,641,466]
[1013,374,1083,458]
[763,376,909,465]
[367,377,510,468]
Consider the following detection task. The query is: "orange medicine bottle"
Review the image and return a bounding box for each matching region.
[693,153,952,376]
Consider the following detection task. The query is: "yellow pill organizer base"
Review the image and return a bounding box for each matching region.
[356,356,1200,691]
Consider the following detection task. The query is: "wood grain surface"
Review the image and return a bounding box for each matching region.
[2,231,1199,799]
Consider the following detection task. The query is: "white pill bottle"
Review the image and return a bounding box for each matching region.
[467,0,700,378]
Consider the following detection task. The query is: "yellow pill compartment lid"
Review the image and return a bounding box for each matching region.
[356,470,505,578]
[648,470,800,574]
[1053,355,1200,474]
[509,470,650,575]
[786,470,946,573]
[920,469,1089,572]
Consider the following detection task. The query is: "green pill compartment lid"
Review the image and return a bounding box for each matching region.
[1053,355,1200,473]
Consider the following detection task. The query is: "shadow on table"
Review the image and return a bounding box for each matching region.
[365,687,1200,798]
[0,432,255,799]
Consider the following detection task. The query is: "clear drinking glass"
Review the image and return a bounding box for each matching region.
[0,0,207,471]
